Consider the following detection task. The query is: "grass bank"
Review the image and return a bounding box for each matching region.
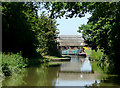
[43,55,71,61]
[43,55,71,67]
[0,52,71,76]
[85,49,110,74]
[0,53,28,76]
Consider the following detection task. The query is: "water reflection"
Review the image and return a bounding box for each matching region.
[2,69,27,86]
[81,57,92,72]
[1,65,60,86]
[56,56,97,86]
[60,56,92,73]
[21,66,60,86]
[0,76,3,88]
[1,56,120,87]
[55,72,99,86]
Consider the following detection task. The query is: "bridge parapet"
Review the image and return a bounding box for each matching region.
[57,35,87,50]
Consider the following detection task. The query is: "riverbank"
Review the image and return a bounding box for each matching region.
[43,55,71,61]
[43,55,71,67]
[0,53,27,76]
[28,55,71,66]
[1,54,120,87]
[0,52,71,77]
[85,49,116,74]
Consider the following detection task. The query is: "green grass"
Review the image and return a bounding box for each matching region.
[43,55,70,60]
[85,49,112,74]
[0,53,3,77]
[1,52,28,76]
[85,49,105,61]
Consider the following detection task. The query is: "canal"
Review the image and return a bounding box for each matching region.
[1,55,120,87]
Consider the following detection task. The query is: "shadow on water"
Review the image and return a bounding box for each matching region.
[1,55,120,86]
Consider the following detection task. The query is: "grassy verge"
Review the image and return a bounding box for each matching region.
[48,61,69,67]
[43,55,70,60]
[0,52,28,76]
[0,52,71,76]
[0,53,3,78]
[85,49,111,74]
[42,55,71,67]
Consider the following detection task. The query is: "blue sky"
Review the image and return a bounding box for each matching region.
[56,13,92,35]
[38,10,91,35]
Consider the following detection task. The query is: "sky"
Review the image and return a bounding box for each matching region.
[38,10,92,36]
[56,13,92,35]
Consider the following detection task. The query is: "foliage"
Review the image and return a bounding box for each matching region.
[2,2,39,57]
[2,2,60,58]
[91,62,105,75]
[43,2,120,74]
[36,14,60,56]
[43,2,88,19]
[1,53,27,76]
[89,49,104,61]
[84,49,92,56]
[0,53,3,77]
[85,49,113,74]
[78,2,120,74]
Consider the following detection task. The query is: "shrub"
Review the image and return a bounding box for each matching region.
[1,52,28,76]
[0,53,3,77]
[89,49,104,61]
[88,49,112,73]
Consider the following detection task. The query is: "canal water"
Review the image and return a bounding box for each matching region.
[1,55,120,87]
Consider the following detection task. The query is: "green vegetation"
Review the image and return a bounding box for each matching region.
[0,53,3,77]
[85,49,113,74]
[2,2,60,58]
[2,2,61,76]
[78,3,120,74]
[43,55,70,59]
[89,49,104,61]
[84,49,92,56]
[2,2,120,76]
[44,2,120,74]
[36,14,60,56]
[91,62,105,76]
[0,53,27,76]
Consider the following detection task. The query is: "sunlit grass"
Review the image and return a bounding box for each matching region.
[43,55,70,60]
[1,52,28,76]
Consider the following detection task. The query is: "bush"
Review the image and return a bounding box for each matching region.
[1,52,28,76]
[0,53,3,77]
[89,49,104,61]
[88,49,112,73]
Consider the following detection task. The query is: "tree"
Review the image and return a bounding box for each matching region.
[36,13,60,56]
[43,2,120,74]
[79,2,120,74]
[2,2,60,58]
[2,2,39,57]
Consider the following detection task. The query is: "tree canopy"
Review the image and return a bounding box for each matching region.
[2,2,60,58]
[2,2,120,73]
[43,2,120,74]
